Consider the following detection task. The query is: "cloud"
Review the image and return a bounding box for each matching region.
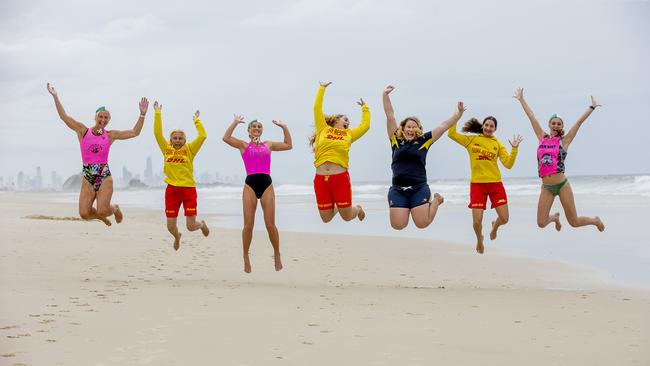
[241,0,414,27]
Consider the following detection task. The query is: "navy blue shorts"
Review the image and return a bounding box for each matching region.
[388,183,431,209]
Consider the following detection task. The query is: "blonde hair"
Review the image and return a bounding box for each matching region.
[169,129,186,144]
[395,117,423,140]
[309,114,345,151]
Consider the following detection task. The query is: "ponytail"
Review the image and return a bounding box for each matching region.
[461,118,483,134]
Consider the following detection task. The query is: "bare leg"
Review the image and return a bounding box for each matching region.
[318,206,338,223]
[78,179,110,226]
[489,204,509,240]
[471,208,485,254]
[558,181,605,231]
[537,188,561,231]
[260,185,282,271]
[185,215,208,235]
[96,177,121,224]
[166,217,181,251]
[339,205,364,222]
[389,208,410,230]
[242,185,258,273]
[411,193,444,229]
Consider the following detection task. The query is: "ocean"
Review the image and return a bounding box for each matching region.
[52,174,650,287]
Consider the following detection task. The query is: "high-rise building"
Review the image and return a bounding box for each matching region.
[144,156,153,185]
[34,167,43,190]
[122,166,133,186]
[17,171,25,190]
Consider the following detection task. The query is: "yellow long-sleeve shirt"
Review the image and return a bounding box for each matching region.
[447,122,517,183]
[154,110,206,187]
[313,85,370,169]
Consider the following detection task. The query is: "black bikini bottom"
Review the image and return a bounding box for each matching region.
[245,174,272,199]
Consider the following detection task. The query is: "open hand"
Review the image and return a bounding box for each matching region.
[590,95,601,109]
[384,85,395,95]
[46,82,57,96]
[456,101,466,115]
[194,110,200,120]
[272,119,287,128]
[139,97,149,115]
[509,134,523,147]
[357,98,366,107]
[233,114,245,124]
[153,101,162,111]
[319,81,332,88]
[513,87,524,101]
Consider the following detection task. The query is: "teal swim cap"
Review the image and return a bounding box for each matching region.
[96,106,107,114]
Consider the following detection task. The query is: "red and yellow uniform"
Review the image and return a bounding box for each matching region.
[312,85,370,210]
[313,85,370,169]
[448,122,518,209]
[154,110,206,217]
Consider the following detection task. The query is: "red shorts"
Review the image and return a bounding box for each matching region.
[469,182,508,210]
[165,185,198,218]
[313,171,352,210]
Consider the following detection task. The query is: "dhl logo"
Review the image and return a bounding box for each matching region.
[326,134,345,141]
[166,157,186,163]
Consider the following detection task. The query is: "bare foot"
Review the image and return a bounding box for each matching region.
[274,252,283,272]
[489,220,498,240]
[244,254,252,273]
[99,217,112,226]
[551,212,562,231]
[595,216,605,232]
[173,232,182,251]
[200,220,210,237]
[476,235,484,254]
[357,205,366,221]
[114,205,123,224]
[434,193,444,205]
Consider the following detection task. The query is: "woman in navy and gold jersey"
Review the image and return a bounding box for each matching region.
[383,85,465,230]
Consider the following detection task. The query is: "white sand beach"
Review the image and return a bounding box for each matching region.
[1,192,648,365]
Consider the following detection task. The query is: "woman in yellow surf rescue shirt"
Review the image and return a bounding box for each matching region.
[310,81,370,223]
[153,101,210,251]
[448,116,522,254]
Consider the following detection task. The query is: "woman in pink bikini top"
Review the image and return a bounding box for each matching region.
[47,82,149,227]
[514,87,604,233]
[223,115,292,274]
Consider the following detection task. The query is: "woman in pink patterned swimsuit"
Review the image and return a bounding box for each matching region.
[514,87,604,232]
[47,82,149,226]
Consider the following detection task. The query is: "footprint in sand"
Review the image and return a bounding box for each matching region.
[0,353,15,357]
[0,325,19,330]
[38,319,55,324]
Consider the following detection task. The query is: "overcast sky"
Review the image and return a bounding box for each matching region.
[1,0,648,184]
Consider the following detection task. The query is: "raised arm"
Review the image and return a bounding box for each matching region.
[430,101,466,143]
[383,85,398,138]
[447,120,472,147]
[152,101,168,153]
[222,114,248,153]
[269,120,293,152]
[513,87,544,140]
[47,83,87,137]
[314,81,331,134]
[108,97,149,141]
[499,134,523,169]
[563,96,601,150]
[350,98,370,142]
[187,110,207,154]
